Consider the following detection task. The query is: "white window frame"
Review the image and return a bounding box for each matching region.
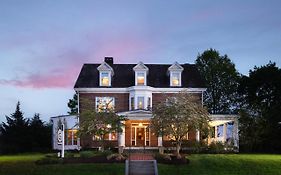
[99,71,111,87]
[170,71,182,87]
[135,71,147,86]
[95,97,115,112]
[137,96,145,109]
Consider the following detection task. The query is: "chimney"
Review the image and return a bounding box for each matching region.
[104,57,113,65]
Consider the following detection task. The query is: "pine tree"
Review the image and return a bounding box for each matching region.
[0,102,29,153]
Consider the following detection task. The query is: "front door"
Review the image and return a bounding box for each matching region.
[136,127,145,146]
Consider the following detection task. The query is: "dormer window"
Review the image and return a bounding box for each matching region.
[137,72,145,85]
[133,62,149,86]
[171,72,180,86]
[101,72,109,86]
[97,61,114,87]
[168,62,184,87]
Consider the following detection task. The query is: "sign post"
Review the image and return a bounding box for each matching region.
[57,123,65,158]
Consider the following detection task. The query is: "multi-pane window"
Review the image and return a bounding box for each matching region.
[131,97,135,110]
[137,72,145,85]
[96,97,115,112]
[137,97,144,109]
[171,72,180,86]
[101,72,110,86]
[65,129,78,145]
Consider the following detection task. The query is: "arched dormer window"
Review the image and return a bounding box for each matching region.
[168,62,184,87]
[97,62,114,87]
[133,62,149,86]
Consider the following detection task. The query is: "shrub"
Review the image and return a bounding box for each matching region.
[65,151,75,158]
[106,153,126,161]
[154,153,171,161]
[79,150,96,158]
[208,141,225,153]
[36,157,62,165]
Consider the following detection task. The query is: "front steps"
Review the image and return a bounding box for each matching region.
[125,160,158,175]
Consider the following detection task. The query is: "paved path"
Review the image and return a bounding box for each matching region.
[126,153,158,175]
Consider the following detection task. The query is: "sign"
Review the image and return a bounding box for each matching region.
[57,129,63,145]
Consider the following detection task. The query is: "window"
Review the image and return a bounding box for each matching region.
[137,97,144,109]
[131,97,135,110]
[65,129,78,145]
[147,97,151,110]
[96,97,115,112]
[171,72,180,86]
[226,122,234,141]
[137,72,145,85]
[101,72,110,86]
[217,124,223,137]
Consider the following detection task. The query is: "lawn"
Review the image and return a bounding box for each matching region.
[0,153,281,175]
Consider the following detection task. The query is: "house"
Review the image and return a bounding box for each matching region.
[70,57,239,150]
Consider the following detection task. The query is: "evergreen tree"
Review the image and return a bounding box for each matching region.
[67,92,78,115]
[0,102,30,153]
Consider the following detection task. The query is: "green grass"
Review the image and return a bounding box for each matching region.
[159,154,281,175]
[0,153,281,175]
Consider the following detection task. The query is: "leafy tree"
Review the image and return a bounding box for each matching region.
[0,102,29,153]
[68,92,78,115]
[150,92,209,157]
[79,99,126,151]
[195,48,240,114]
[238,62,281,152]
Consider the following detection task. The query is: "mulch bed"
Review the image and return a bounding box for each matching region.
[63,156,125,164]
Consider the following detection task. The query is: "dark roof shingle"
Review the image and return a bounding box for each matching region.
[74,63,206,88]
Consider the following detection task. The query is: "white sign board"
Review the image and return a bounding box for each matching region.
[57,129,63,145]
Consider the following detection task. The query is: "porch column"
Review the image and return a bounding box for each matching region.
[118,121,125,147]
[223,123,227,143]
[158,136,163,146]
[196,129,200,142]
[234,119,239,148]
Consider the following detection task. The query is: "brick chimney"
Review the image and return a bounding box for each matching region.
[104,57,113,65]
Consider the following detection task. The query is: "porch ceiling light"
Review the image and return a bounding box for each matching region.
[139,123,143,127]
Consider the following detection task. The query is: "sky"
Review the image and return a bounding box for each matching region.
[0,0,281,122]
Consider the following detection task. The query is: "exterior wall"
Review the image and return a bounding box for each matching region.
[152,93,202,107]
[79,93,129,112]
[80,135,118,148]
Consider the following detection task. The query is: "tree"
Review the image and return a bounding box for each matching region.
[195,48,240,114]
[238,62,281,152]
[150,92,209,157]
[29,113,52,151]
[0,102,30,153]
[78,99,126,151]
[68,92,78,115]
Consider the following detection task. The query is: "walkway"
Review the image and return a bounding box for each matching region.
[126,153,158,175]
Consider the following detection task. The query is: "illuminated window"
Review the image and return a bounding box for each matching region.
[131,97,135,110]
[137,72,145,85]
[137,97,144,109]
[171,72,180,86]
[65,129,78,145]
[96,97,115,112]
[101,72,110,86]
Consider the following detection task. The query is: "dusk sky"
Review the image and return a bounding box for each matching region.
[0,0,281,122]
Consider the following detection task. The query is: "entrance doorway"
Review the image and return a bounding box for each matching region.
[131,123,150,146]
